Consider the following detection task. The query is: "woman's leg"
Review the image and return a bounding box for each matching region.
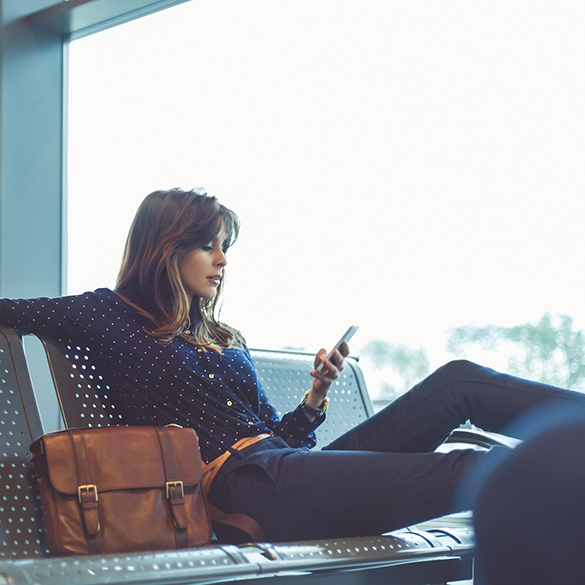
[325,360,585,453]
[209,437,492,542]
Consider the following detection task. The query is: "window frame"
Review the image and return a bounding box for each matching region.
[0,0,189,299]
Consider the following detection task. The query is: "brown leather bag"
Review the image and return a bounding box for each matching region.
[30,426,212,555]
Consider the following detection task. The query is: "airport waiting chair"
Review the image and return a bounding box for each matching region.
[0,325,475,585]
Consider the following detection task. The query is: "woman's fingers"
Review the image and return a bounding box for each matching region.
[312,355,341,383]
[310,343,351,392]
[338,341,350,358]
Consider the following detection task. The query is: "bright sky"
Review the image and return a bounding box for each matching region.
[68,0,585,397]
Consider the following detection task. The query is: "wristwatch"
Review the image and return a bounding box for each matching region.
[300,390,328,418]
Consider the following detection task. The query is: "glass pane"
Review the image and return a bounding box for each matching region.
[68,0,585,402]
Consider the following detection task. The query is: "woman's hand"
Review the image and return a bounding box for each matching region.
[305,341,350,409]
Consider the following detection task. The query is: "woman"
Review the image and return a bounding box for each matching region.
[1,188,584,542]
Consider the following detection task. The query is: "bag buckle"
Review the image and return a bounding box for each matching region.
[78,484,98,503]
[166,481,184,499]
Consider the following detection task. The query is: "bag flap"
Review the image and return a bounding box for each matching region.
[39,426,202,496]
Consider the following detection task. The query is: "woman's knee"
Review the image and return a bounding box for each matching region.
[433,359,484,382]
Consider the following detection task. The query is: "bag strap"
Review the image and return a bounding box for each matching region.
[202,434,271,542]
[69,429,102,555]
[155,427,189,549]
[205,501,266,542]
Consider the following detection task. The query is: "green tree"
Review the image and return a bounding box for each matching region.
[447,313,585,391]
[361,340,430,400]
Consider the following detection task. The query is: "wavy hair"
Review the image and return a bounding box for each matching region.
[115,188,243,350]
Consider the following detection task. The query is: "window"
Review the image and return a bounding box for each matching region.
[68,0,585,401]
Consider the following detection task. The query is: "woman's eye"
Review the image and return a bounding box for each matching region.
[202,245,213,252]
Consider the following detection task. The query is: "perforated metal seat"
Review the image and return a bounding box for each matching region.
[0,325,474,584]
[36,335,373,447]
[35,334,128,429]
[0,328,47,559]
[252,349,373,447]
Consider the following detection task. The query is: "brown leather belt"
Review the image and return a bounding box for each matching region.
[201,433,274,542]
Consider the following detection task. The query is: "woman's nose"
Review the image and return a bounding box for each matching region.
[215,250,227,267]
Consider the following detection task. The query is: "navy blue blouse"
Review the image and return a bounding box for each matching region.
[0,289,323,463]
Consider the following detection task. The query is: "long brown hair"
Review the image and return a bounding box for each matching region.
[115,188,243,350]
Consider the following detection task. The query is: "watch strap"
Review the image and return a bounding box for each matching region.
[300,390,328,418]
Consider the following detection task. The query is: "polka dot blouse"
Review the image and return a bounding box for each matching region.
[0,289,323,463]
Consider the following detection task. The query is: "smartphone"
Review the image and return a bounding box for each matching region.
[315,325,359,372]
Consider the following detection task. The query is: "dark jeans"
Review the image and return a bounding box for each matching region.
[208,360,585,542]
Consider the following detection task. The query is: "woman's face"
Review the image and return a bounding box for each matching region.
[178,225,228,299]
